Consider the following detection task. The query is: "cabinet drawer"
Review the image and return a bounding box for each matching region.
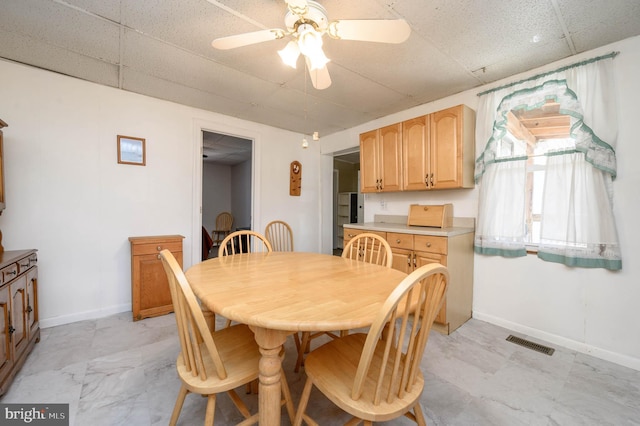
[131,241,183,256]
[343,228,386,246]
[414,235,447,255]
[0,263,18,284]
[387,232,414,250]
[17,255,33,274]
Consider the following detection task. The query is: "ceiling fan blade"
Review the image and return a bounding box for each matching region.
[212,29,285,50]
[306,59,331,90]
[327,19,411,44]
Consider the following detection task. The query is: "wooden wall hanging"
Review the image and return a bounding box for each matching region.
[290,161,301,196]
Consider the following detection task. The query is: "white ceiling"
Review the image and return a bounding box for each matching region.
[2,0,640,159]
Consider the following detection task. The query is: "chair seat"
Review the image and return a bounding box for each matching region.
[304,333,424,422]
[176,324,260,395]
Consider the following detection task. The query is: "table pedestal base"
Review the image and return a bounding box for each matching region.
[251,326,289,426]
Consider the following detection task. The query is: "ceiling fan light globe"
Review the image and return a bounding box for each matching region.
[278,41,300,68]
[297,24,324,56]
[307,48,330,70]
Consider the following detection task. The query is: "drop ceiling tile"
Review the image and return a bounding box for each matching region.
[121,0,284,58]
[0,28,119,88]
[557,0,640,35]
[0,0,120,64]
[396,0,564,72]
[122,29,281,103]
[122,68,250,118]
[471,38,574,85]
[2,0,640,138]
[63,0,122,22]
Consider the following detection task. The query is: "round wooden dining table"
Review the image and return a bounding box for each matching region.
[185,251,408,426]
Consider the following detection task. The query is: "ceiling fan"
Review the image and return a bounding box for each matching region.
[210,0,411,90]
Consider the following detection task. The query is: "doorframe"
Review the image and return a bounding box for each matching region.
[191,118,260,266]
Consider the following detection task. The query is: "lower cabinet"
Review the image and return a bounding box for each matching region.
[345,227,473,334]
[129,235,184,321]
[0,249,39,396]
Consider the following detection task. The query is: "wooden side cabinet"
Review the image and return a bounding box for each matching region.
[0,249,39,396]
[129,235,184,321]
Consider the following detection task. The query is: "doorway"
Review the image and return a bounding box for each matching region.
[202,131,253,258]
[333,149,361,252]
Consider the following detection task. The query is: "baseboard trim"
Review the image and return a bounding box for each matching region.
[473,311,640,372]
[40,304,131,329]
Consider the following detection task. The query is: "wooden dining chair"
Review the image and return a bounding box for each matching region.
[159,249,295,426]
[264,220,294,252]
[218,230,273,328]
[211,212,234,248]
[294,263,449,426]
[342,232,393,268]
[218,229,273,257]
[294,232,393,372]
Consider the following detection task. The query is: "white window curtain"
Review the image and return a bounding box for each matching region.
[474,54,622,270]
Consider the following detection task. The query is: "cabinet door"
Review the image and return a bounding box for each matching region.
[10,276,28,362]
[379,123,403,192]
[414,251,448,324]
[390,248,413,274]
[0,285,11,385]
[26,267,38,340]
[430,105,463,189]
[403,116,430,190]
[359,130,379,193]
[134,252,180,320]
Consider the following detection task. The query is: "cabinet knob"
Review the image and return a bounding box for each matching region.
[26,305,33,313]
[396,239,401,243]
[426,242,431,247]
[157,246,162,251]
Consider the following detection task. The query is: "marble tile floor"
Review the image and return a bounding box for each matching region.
[2,312,640,426]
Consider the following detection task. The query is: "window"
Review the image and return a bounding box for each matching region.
[474,55,621,270]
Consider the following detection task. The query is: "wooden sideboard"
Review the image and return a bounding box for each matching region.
[129,235,184,321]
[0,249,39,396]
[344,222,474,334]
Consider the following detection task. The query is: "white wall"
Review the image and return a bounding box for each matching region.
[231,159,252,229]
[202,162,231,233]
[320,35,640,370]
[0,59,322,327]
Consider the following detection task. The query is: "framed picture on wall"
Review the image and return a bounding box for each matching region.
[117,135,146,166]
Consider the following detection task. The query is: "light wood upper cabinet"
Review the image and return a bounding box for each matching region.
[360,123,402,193]
[402,116,430,191]
[403,104,475,191]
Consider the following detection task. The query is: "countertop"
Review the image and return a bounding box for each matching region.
[343,221,474,237]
